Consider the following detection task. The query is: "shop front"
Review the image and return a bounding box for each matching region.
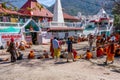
[22,19,41,45]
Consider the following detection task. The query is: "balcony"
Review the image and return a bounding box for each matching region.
[38,21,83,28]
[0,22,24,28]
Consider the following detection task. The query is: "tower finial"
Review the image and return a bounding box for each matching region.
[53,0,64,23]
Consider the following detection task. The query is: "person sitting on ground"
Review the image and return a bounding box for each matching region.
[96,46,104,57]
[85,50,93,60]
[19,41,25,50]
[28,50,35,59]
[43,50,49,58]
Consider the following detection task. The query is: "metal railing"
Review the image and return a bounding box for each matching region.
[0,22,24,27]
[38,22,83,28]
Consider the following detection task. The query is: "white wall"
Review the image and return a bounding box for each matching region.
[38,32,52,44]
[58,32,65,39]
[68,31,76,37]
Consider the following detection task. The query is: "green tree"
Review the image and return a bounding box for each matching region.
[112,0,120,30]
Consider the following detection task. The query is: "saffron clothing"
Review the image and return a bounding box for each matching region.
[106,44,116,61]
[97,48,104,57]
[86,52,92,59]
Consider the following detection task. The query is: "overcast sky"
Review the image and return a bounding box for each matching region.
[38,0,55,6]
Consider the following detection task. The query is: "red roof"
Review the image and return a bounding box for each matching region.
[18,0,53,17]
[0,4,19,15]
[47,27,83,32]
[63,13,79,21]
[100,18,109,21]
[90,20,99,23]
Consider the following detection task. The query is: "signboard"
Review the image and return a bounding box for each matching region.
[1,34,22,48]
[25,36,32,42]
[1,34,22,43]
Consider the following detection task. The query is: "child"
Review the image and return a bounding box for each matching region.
[72,49,77,60]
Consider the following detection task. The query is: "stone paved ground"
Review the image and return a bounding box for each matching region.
[0,42,120,80]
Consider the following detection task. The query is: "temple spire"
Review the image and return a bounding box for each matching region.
[53,0,64,23]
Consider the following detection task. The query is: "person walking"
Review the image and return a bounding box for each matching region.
[7,38,17,62]
[104,42,116,65]
[52,37,60,62]
[66,37,75,62]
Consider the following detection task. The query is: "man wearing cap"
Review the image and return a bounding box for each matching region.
[7,38,17,62]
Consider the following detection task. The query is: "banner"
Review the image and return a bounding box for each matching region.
[1,34,22,43]
[25,36,32,42]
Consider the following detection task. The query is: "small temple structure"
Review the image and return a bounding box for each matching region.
[83,8,113,36]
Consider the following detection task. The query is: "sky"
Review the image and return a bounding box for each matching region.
[38,0,56,6]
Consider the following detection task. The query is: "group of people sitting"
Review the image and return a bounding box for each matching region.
[95,33,120,64]
[6,40,32,51]
[4,33,120,65]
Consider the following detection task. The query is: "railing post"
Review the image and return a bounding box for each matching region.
[18,23,20,27]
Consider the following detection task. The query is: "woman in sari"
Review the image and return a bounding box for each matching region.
[50,39,54,58]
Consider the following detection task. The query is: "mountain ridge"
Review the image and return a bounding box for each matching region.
[48,0,114,16]
[3,0,114,16]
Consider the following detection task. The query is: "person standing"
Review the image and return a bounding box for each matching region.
[50,39,54,58]
[66,37,75,62]
[104,42,116,65]
[52,37,60,62]
[88,34,94,51]
[7,38,17,62]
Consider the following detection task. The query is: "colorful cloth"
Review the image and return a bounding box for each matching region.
[54,48,60,58]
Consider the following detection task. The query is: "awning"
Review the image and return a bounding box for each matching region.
[0,27,20,33]
[47,27,83,32]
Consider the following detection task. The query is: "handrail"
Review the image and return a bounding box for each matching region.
[0,22,24,27]
[38,22,83,28]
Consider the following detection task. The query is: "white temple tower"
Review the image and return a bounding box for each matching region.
[53,0,64,23]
